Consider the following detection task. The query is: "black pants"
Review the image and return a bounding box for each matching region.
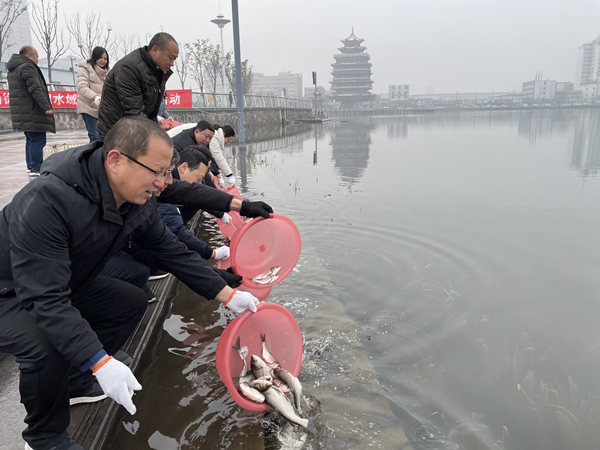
[100,250,151,289]
[0,276,147,449]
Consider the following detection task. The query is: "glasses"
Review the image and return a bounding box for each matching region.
[121,153,172,179]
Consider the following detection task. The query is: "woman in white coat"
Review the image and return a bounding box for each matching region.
[210,124,236,187]
[76,47,109,142]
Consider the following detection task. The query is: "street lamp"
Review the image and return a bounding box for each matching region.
[69,57,77,85]
[211,10,231,94]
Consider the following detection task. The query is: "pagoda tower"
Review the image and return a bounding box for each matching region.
[330,29,375,108]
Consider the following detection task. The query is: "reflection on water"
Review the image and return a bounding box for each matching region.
[105,110,600,450]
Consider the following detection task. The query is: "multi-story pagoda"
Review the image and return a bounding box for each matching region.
[330,29,375,108]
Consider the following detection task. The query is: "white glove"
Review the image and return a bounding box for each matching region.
[93,356,142,415]
[227,175,236,187]
[224,289,259,315]
[217,175,225,187]
[220,213,232,225]
[157,116,164,124]
[93,95,101,106]
[214,246,230,260]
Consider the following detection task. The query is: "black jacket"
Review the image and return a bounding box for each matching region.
[171,128,197,152]
[97,46,172,135]
[7,54,55,133]
[0,143,226,367]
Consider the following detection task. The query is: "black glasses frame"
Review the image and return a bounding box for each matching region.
[121,153,172,179]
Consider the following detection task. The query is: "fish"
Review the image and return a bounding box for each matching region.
[274,367,303,413]
[273,378,291,394]
[248,377,273,392]
[249,266,281,284]
[263,385,317,433]
[261,333,281,370]
[232,336,249,378]
[251,354,273,381]
[238,381,265,403]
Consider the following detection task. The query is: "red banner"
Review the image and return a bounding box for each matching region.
[0,89,192,109]
[165,90,192,108]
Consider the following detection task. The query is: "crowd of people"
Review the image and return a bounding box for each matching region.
[3,32,270,450]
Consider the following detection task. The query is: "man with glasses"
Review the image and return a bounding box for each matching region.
[98,32,179,136]
[0,117,265,450]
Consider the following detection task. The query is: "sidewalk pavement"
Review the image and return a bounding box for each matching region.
[0,129,88,450]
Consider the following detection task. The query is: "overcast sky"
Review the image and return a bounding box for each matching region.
[34,0,600,95]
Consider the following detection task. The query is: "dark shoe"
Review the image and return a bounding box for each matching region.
[143,285,157,303]
[148,269,169,280]
[25,435,84,449]
[69,381,107,405]
[114,350,133,366]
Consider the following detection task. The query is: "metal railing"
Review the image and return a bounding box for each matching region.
[191,92,311,109]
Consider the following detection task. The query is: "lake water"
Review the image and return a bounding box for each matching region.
[104,109,600,450]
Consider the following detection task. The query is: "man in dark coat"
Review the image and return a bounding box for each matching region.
[0,117,261,450]
[7,45,55,176]
[98,32,178,136]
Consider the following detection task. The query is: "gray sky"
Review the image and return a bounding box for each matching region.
[39,0,600,95]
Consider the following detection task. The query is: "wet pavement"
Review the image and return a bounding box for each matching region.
[0,129,88,450]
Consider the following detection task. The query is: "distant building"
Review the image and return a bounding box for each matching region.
[575,35,600,87]
[252,72,302,98]
[522,74,556,102]
[38,55,80,86]
[329,29,375,108]
[555,82,577,103]
[389,85,409,101]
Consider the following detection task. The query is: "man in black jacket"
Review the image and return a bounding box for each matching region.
[7,45,55,176]
[0,117,262,450]
[98,32,178,136]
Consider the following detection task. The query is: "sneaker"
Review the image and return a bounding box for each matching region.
[26,168,32,175]
[114,350,133,366]
[25,435,83,450]
[29,169,40,177]
[143,285,157,303]
[69,381,107,405]
[148,270,169,281]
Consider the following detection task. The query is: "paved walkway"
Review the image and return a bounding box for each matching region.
[0,129,88,450]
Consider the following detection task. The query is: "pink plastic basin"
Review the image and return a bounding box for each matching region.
[230,214,301,289]
[216,303,302,411]
[217,257,272,301]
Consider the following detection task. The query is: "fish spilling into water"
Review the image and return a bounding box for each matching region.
[274,367,303,413]
[263,385,316,433]
[251,354,273,381]
[239,381,265,403]
[248,266,281,284]
[232,337,249,378]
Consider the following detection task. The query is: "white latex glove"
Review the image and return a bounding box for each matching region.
[220,213,232,225]
[93,356,142,415]
[217,175,225,187]
[224,289,259,315]
[214,246,230,260]
[93,95,101,106]
[227,175,236,187]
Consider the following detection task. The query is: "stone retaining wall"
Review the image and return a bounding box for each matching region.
[0,108,313,132]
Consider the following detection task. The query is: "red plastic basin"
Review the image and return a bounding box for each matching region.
[216,303,302,411]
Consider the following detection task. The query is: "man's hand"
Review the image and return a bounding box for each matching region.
[92,356,142,415]
[224,289,259,316]
[220,213,232,225]
[227,175,236,188]
[217,175,225,188]
[214,268,242,287]
[45,110,53,115]
[213,246,230,260]
[93,96,101,106]
[240,201,273,219]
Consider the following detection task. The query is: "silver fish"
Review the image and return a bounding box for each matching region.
[274,367,303,413]
[232,336,249,378]
[273,378,291,394]
[239,381,265,403]
[261,333,281,370]
[248,377,273,392]
[263,385,316,433]
[249,266,281,284]
[251,355,273,381]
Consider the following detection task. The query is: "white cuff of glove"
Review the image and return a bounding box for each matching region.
[93,356,142,415]
[217,175,225,187]
[214,246,230,260]
[227,175,236,187]
[93,95,101,106]
[224,289,259,315]
[220,213,232,225]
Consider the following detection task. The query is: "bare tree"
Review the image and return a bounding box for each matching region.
[187,39,209,92]
[224,50,253,95]
[0,0,27,65]
[65,12,116,60]
[173,42,189,89]
[30,0,70,83]
[204,43,223,93]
